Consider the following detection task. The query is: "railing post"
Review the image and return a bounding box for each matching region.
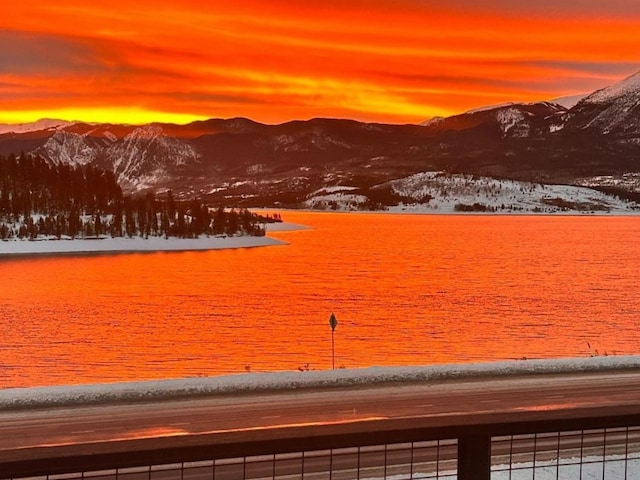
[458,434,491,480]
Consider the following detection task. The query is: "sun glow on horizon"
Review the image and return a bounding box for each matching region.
[0,108,210,126]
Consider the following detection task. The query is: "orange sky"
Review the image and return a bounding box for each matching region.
[1,0,639,125]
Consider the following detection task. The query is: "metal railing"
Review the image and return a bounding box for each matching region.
[491,427,640,479]
[4,440,459,480]
[5,427,640,480]
[3,408,640,480]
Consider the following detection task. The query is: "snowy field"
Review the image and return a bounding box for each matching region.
[1,355,639,409]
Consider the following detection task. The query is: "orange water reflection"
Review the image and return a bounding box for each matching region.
[1,213,640,388]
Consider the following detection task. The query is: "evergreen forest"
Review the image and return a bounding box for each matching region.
[0,153,274,240]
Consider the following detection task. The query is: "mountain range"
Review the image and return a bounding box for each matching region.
[1,71,639,208]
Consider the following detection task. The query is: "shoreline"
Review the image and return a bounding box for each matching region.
[0,221,310,258]
[0,232,288,259]
[256,207,640,217]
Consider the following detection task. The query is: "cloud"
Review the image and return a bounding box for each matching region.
[525,61,640,78]
[0,31,107,75]
[0,2,639,124]
[391,0,640,18]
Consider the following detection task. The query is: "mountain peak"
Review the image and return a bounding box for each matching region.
[582,70,640,105]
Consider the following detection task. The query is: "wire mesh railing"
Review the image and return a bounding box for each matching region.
[5,440,458,480]
[6,426,640,480]
[491,426,640,479]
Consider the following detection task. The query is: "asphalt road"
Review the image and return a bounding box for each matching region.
[1,370,640,477]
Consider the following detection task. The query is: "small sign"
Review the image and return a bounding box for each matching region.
[329,313,338,331]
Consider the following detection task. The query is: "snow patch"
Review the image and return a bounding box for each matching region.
[304,186,369,210]
[310,185,359,195]
[103,130,118,142]
[247,163,266,175]
[496,108,527,136]
[420,116,445,127]
[576,172,640,193]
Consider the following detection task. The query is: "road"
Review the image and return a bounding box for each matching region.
[1,370,640,477]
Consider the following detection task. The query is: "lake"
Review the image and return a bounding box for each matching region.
[1,212,639,388]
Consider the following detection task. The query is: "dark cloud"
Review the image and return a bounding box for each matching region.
[366,71,530,90]
[525,61,639,77]
[497,0,640,16]
[0,30,108,75]
[164,91,266,105]
[0,31,214,89]
[0,89,80,100]
[397,0,640,18]
[365,59,639,94]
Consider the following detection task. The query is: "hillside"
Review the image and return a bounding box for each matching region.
[302,172,639,214]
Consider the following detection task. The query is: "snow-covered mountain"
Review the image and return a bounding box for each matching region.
[565,71,640,136]
[583,71,640,105]
[37,130,103,165]
[423,101,567,138]
[99,125,199,191]
[29,123,200,190]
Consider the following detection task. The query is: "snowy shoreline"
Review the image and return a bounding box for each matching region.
[0,222,311,258]
[2,356,639,410]
[0,235,286,257]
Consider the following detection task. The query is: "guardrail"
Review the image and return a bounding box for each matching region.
[3,405,640,480]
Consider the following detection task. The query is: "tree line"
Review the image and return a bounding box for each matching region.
[0,153,271,240]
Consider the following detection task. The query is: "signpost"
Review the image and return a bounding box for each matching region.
[329,313,338,369]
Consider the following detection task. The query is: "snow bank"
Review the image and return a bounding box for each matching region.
[264,221,310,232]
[2,356,639,410]
[0,233,290,257]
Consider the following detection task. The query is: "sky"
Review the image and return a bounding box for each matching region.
[1,1,639,126]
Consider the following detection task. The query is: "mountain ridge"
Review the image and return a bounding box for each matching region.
[1,70,639,208]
